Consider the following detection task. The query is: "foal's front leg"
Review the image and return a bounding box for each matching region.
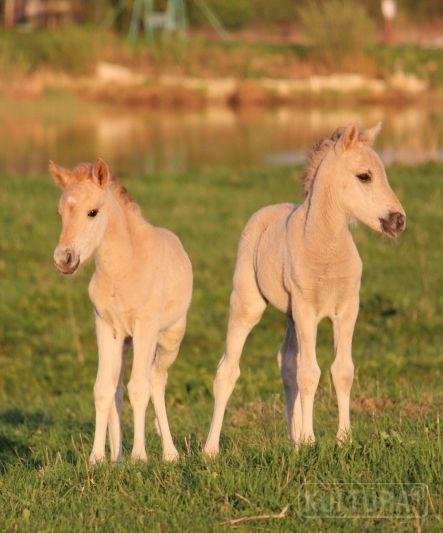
[90,316,124,464]
[292,302,320,445]
[128,320,158,461]
[331,299,358,444]
[107,338,127,461]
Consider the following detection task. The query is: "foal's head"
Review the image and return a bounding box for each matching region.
[305,123,406,237]
[50,159,111,275]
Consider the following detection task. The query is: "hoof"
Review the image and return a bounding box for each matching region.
[203,445,219,458]
[89,451,105,465]
[131,450,148,462]
[163,449,179,462]
[295,435,316,447]
[337,430,352,446]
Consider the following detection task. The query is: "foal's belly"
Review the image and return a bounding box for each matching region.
[256,263,290,314]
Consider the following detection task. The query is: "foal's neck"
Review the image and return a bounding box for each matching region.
[94,193,135,278]
[301,166,351,261]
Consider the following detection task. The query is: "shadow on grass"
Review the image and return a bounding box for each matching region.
[0,407,51,428]
[0,408,52,472]
[0,434,41,473]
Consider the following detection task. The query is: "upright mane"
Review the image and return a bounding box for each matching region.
[301,127,344,194]
[71,163,141,215]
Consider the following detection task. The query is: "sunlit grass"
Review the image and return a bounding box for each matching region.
[0,163,442,530]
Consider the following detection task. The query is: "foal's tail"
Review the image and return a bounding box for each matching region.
[278,317,301,442]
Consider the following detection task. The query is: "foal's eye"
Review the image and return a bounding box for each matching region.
[356,173,371,183]
[88,209,99,217]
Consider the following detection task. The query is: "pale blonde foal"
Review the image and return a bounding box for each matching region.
[205,123,406,456]
[51,159,192,463]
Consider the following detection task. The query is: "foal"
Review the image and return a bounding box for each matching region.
[51,159,192,463]
[205,123,406,456]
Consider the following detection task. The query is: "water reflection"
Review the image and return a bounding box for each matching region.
[1,100,442,177]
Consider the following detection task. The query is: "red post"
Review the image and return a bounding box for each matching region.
[384,17,393,45]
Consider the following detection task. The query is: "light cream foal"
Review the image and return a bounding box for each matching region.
[205,123,406,456]
[51,159,192,463]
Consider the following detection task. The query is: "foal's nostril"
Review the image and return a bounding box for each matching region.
[390,212,406,232]
[54,247,79,274]
[65,249,73,266]
[380,211,406,237]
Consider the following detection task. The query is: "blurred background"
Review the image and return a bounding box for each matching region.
[1,0,443,176]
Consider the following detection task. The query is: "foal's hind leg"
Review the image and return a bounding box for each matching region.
[150,317,186,462]
[278,317,302,445]
[204,287,266,457]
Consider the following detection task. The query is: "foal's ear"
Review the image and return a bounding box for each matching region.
[359,122,383,145]
[92,158,110,188]
[49,160,73,188]
[340,122,360,151]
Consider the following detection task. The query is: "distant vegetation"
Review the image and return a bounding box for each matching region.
[1,2,443,103]
[1,0,443,32]
[1,25,443,94]
[296,0,375,64]
[87,0,443,30]
[0,25,109,74]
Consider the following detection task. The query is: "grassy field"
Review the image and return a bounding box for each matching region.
[0,162,442,531]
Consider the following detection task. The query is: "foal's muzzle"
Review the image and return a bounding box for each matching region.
[54,247,80,275]
[380,211,406,238]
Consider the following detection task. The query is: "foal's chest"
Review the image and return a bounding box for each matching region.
[89,278,138,336]
[296,272,360,319]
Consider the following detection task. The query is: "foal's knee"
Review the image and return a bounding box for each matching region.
[297,361,321,395]
[128,379,149,408]
[93,381,116,412]
[229,291,263,327]
[150,365,168,388]
[331,360,354,392]
[213,356,240,396]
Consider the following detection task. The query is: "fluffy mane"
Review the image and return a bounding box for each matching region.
[301,127,344,194]
[71,163,141,215]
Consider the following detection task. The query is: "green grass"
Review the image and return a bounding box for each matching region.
[0,163,442,531]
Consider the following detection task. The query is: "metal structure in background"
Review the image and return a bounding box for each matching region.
[129,0,228,41]
[129,0,188,40]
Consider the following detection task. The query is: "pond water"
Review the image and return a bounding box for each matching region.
[1,98,442,177]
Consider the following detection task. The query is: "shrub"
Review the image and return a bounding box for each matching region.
[297,0,376,63]
[0,25,110,74]
[188,0,255,30]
